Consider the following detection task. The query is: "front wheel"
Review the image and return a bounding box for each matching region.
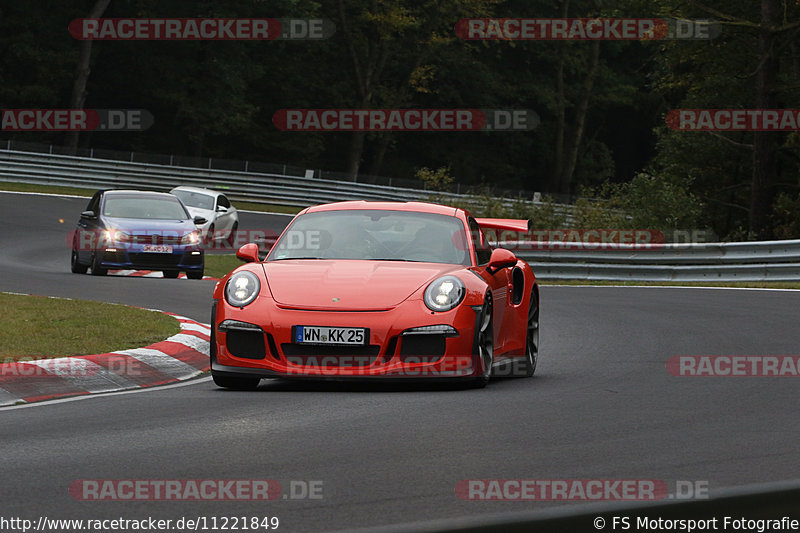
[90,253,107,276]
[186,270,204,280]
[212,373,260,390]
[473,292,494,388]
[226,221,239,245]
[205,224,216,244]
[71,250,88,274]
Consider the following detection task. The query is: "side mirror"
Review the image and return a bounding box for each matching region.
[236,243,260,263]
[216,205,228,213]
[193,216,208,225]
[80,210,97,220]
[487,247,517,274]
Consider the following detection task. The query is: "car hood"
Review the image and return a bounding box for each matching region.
[102,216,196,233]
[184,206,214,219]
[262,260,463,310]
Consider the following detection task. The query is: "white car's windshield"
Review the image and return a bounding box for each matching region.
[268,210,470,265]
[173,190,215,210]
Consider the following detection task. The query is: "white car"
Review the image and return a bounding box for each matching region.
[171,186,239,242]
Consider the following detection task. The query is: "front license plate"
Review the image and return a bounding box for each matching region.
[294,326,368,345]
[142,244,172,253]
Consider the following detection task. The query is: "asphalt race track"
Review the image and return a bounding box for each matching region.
[1,191,800,532]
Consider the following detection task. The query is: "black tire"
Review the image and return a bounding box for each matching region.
[473,292,494,388]
[186,270,204,280]
[90,252,107,276]
[212,373,260,390]
[514,288,539,377]
[226,221,239,246]
[205,224,215,244]
[163,270,180,279]
[71,249,88,274]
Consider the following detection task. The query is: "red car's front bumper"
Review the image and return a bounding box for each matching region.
[211,296,485,380]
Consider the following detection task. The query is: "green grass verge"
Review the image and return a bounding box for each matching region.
[0,293,180,361]
[0,180,98,197]
[233,200,303,214]
[204,254,246,279]
[540,280,800,289]
[0,180,303,214]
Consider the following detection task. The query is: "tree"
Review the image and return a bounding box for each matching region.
[65,0,111,154]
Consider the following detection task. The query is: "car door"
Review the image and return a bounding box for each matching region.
[468,217,512,357]
[215,194,235,236]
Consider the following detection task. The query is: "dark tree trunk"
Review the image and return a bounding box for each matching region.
[64,0,111,155]
[345,131,367,178]
[559,39,601,196]
[749,0,779,239]
[550,0,569,192]
[367,133,393,177]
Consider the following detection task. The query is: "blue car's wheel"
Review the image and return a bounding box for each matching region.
[90,252,107,276]
[70,249,88,274]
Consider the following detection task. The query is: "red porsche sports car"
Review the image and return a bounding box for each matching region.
[210,201,539,389]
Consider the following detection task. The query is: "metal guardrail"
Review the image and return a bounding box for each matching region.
[1,147,799,281]
[0,148,579,214]
[3,138,572,201]
[508,240,800,282]
[0,149,438,206]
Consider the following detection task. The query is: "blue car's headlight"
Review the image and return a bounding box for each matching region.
[424,275,465,312]
[225,271,260,307]
[181,231,200,245]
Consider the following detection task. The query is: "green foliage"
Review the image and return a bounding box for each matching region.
[772,193,800,239]
[3,0,800,240]
[576,173,705,232]
[416,166,454,191]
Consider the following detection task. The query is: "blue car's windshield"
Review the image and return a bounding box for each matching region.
[103,196,190,220]
[267,210,470,265]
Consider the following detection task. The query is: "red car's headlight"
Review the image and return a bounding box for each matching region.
[225,271,260,307]
[424,275,465,312]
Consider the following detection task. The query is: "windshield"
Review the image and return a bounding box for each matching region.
[267,210,470,265]
[172,190,215,210]
[103,196,190,220]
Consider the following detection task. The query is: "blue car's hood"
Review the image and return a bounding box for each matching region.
[101,216,196,233]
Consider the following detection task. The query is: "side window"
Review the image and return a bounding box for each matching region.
[468,217,492,265]
[86,192,102,214]
[218,195,231,209]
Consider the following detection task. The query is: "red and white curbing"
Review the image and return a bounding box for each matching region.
[109,269,219,280]
[0,313,210,407]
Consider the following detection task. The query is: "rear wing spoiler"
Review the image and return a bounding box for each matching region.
[475,218,531,234]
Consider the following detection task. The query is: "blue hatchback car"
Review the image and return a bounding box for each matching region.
[70,190,206,279]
